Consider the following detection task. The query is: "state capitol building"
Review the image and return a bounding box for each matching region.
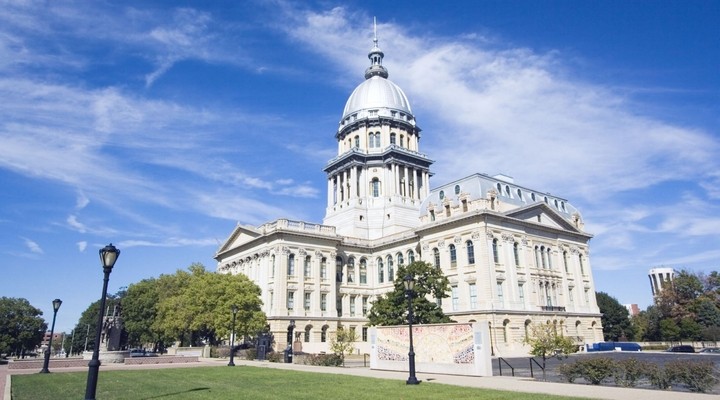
[215,33,603,356]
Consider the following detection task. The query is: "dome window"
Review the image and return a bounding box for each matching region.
[496,183,502,192]
[400,135,405,147]
[390,133,396,145]
[505,185,511,197]
[454,185,460,195]
[531,193,536,201]
[439,190,445,200]
[517,189,523,200]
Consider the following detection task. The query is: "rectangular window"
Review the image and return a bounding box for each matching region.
[568,287,574,304]
[304,256,311,277]
[350,295,356,316]
[270,292,274,310]
[287,291,294,310]
[336,298,342,315]
[304,292,311,311]
[497,282,504,302]
[451,285,459,311]
[362,327,368,342]
[518,284,525,302]
[469,283,477,309]
[362,296,368,316]
[288,254,295,276]
[584,288,590,303]
[320,258,327,280]
[320,293,327,312]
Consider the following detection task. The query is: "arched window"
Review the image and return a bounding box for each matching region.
[579,254,585,275]
[371,178,380,197]
[466,240,475,264]
[390,133,396,145]
[496,182,502,192]
[288,253,295,276]
[359,258,367,284]
[563,251,569,272]
[335,256,343,282]
[433,248,440,268]
[347,257,355,283]
[387,255,394,281]
[505,185,511,196]
[535,246,541,268]
[368,132,374,148]
[513,242,520,267]
[374,132,381,147]
[271,254,275,277]
[407,250,415,264]
[492,239,499,263]
[517,189,522,199]
[454,185,460,195]
[397,252,404,265]
[304,325,311,342]
[439,190,445,200]
[546,248,552,269]
[400,135,405,147]
[321,325,328,342]
[377,257,384,283]
[540,246,547,268]
[449,244,457,267]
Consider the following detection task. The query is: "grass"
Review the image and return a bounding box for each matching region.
[12,365,587,400]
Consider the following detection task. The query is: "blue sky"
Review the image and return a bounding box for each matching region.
[1,0,717,333]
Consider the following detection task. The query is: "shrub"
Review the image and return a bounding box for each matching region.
[300,353,343,367]
[557,362,581,383]
[645,363,671,390]
[267,351,283,363]
[665,359,718,393]
[613,358,650,387]
[574,357,616,385]
[244,348,257,360]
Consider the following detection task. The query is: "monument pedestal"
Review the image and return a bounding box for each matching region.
[82,350,129,363]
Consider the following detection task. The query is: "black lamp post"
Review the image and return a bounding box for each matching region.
[39,298,62,373]
[85,243,120,400]
[403,275,420,385]
[286,319,295,363]
[228,304,238,367]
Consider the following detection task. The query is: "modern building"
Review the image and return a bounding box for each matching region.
[648,267,676,297]
[623,303,640,317]
[215,33,603,356]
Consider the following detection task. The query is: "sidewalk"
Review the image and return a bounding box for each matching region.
[3,358,716,400]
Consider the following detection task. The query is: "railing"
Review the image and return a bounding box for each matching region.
[529,357,544,379]
[497,357,515,376]
[540,306,566,312]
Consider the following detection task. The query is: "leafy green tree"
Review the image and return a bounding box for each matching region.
[367,261,452,326]
[596,292,633,341]
[659,318,681,341]
[0,297,46,357]
[154,264,266,346]
[122,278,175,351]
[679,317,702,340]
[330,326,358,366]
[523,322,578,380]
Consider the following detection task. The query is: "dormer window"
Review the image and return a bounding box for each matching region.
[454,185,460,195]
[369,109,378,117]
[439,190,445,200]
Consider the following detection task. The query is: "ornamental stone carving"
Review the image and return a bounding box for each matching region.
[315,250,324,257]
[501,233,514,242]
[438,241,445,248]
[298,249,307,256]
[521,236,529,246]
[471,231,481,239]
[454,236,462,244]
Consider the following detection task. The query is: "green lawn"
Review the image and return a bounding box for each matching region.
[12,365,586,400]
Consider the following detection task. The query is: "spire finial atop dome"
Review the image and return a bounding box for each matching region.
[365,17,389,80]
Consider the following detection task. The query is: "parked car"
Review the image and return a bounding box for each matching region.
[699,347,720,354]
[665,345,695,353]
[129,349,147,357]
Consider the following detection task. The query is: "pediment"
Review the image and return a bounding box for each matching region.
[505,203,580,232]
[216,224,262,255]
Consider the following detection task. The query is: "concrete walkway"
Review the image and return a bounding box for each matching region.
[3,358,716,400]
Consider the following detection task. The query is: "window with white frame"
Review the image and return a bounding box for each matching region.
[350,295,356,316]
[288,254,295,276]
[347,257,355,283]
[518,283,525,302]
[320,293,327,311]
[469,283,477,309]
[513,242,520,267]
[497,281,504,302]
[359,258,367,284]
[362,296,368,316]
[466,240,475,264]
[449,244,457,267]
[377,257,384,283]
[433,248,440,268]
[407,250,415,264]
[287,291,294,310]
[304,256,311,277]
[304,292,311,311]
[320,257,327,280]
[387,255,394,281]
[492,239,500,263]
[451,285,459,311]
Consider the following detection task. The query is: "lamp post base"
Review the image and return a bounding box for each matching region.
[406,377,421,385]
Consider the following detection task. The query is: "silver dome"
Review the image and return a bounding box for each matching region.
[341,76,413,121]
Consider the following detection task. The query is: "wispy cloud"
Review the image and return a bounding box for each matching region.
[22,237,44,254]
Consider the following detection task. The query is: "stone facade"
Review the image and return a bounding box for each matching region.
[215,33,602,357]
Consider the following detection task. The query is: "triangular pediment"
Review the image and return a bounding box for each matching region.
[505,203,581,233]
[216,223,262,255]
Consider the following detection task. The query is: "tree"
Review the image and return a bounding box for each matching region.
[595,292,632,341]
[69,292,124,355]
[523,323,578,380]
[0,297,46,357]
[330,326,358,366]
[122,277,174,351]
[659,319,681,341]
[367,261,453,326]
[153,264,266,346]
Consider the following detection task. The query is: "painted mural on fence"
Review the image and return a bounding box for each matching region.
[376,323,475,364]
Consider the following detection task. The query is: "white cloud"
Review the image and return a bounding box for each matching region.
[22,237,43,254]
[77,241,87,252]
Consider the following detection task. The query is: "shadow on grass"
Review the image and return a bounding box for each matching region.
[142,387,211,399]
